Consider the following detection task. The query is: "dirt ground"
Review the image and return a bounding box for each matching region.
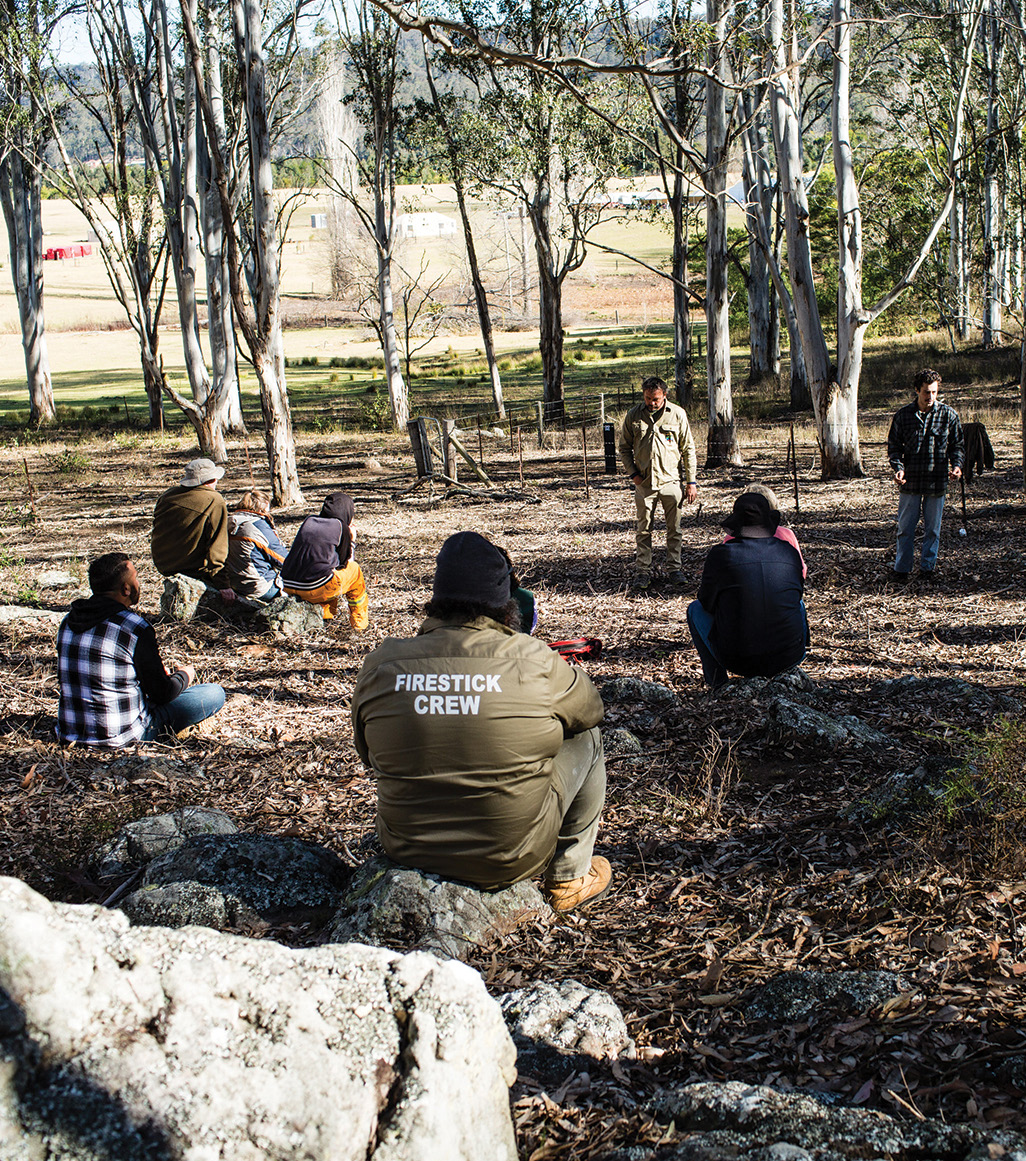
[1,421,1024,1157]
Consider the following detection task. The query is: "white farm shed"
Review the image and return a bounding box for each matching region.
[396,212,459,239]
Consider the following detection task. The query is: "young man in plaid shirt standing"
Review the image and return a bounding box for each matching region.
[886,369,965,583]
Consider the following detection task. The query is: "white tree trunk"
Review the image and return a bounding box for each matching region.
[982,0,1005,348]
[377,245,409,429]
[705,0,740,466]
[830,0,866,476]
[203,8,243,433]
[0,151,54,424]
[234,0,302,504]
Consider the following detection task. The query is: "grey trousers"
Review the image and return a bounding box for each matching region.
[545,726,606,881]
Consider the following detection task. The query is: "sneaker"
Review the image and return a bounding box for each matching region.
[668,569,687,585]
[544,856,613,913]
[887,569,911,585]
[632,572,651,591]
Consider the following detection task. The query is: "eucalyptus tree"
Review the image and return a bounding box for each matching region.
[321,0,409,430]
[765,0,982,476]
[181,0,307,504]
[444,0,625,417]
[420,46,505,417]
[90,0,242,457]
[0,0,55,424]
[37,12,170,427]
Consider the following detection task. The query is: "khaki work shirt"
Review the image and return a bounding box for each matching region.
[618,400,697,489]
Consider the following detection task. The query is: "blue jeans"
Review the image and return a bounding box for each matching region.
[895,492,945,573]
[686,600,807,687]
[143,683,226,740]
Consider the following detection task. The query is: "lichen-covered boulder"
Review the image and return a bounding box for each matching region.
[648,1081,1026,1161]
[326,857,550,960]
[158,573,207,621]
[250,594,327,636]
[766,699,892,751]
[0,876,518,1161]
[602,677,677,709]
[119,833,350,930]
[603,728,644,763]
[95,806,237,882]
[499,978,636,1061]
[743,970,908,1024]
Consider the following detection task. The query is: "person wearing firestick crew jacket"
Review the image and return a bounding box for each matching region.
[351,530,612,912]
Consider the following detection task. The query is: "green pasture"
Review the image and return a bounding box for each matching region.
[0,323,1021,443]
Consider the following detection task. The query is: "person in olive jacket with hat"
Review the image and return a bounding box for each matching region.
[351,530,612,912]
[687,491,809,688]
[151,457,230,589]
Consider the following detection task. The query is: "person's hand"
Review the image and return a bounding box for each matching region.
[179,664,196,686]
[685,482,698,504]
[219,587,237,603]
[950,466,962,479]
[894,469,905,485]
[631,474,642,486]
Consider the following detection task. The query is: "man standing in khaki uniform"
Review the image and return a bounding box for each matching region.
[619,376,698,589]
[351,531,612,912]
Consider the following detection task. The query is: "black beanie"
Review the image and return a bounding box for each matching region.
[432,531,512,607]
[721,492,780,535]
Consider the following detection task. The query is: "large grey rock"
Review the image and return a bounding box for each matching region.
[0,876,518,1161]
[602,677,677,709]
[158,573,207,621]
[648,1081,1026,1161]
[119,834,350,929]
[499,978,635,1061]
[326,857,550,960]
[743,970,907,1024]
[95,806,237,882]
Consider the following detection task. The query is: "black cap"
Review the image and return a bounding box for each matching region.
[721,493,780,535]
[432,531,512,607]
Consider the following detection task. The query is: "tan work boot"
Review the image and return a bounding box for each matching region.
[544,857,612,913]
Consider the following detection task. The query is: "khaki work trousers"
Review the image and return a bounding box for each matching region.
[545,726,606,882]
[634,481,683,571]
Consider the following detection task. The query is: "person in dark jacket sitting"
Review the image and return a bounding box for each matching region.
[57,552,225,747]
[686,492,809,688]
[280,492,368,628]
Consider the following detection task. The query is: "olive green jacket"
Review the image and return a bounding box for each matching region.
[151,485,229,583]
[619,399,698,489]
[351,615,604,890]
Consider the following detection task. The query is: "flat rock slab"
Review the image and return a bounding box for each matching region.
[743,970,907,1024]
[119,833,350,929]
[95,806,238,882]
[327,857,551,960]
[648,1081,1026,1161]
[0,876,518,1161]
[0,606,63,627]
[880,675,1021,715]
[35,569,83,589]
